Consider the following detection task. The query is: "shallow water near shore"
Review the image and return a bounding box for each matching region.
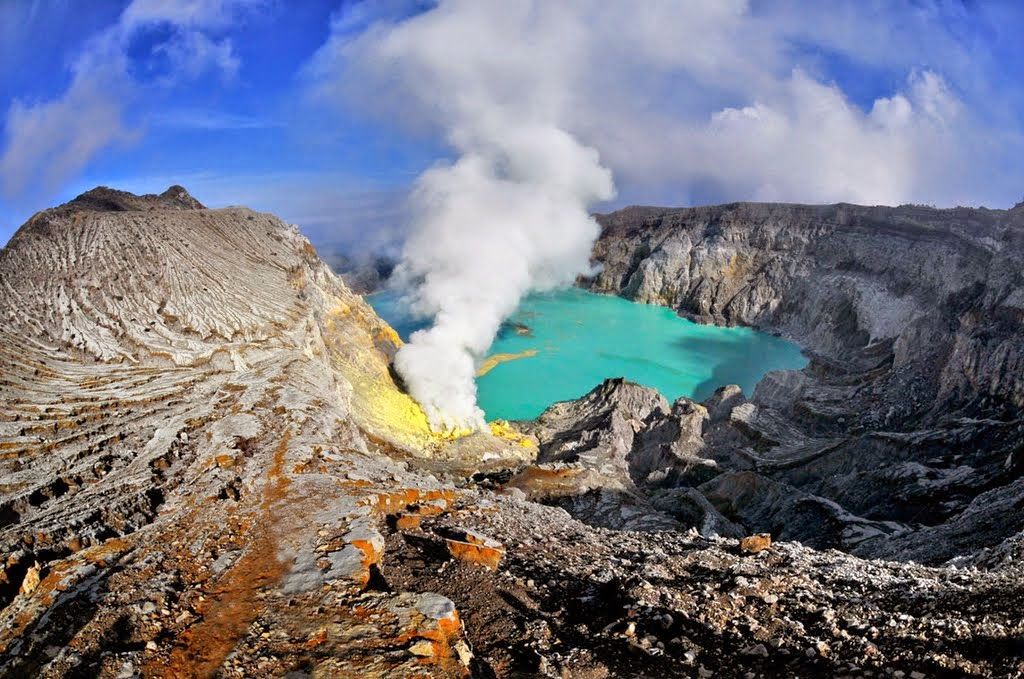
[368,287,807,421]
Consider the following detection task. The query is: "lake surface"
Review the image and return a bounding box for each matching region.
[368,288,807,421]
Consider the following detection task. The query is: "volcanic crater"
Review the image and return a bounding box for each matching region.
[0,187,1021,677]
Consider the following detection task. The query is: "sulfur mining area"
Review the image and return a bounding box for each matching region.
[0,185,1022,678]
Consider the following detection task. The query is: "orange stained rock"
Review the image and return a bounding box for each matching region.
[415,503,446,518]
[395,602,467,676]
[303,628,328,650]
[351,537,384,569]
[214,454,236,469]
[82,537,128,566]
[445,539,504,570]
[155,532,288,679]
[148,431,292,679]
[512,466,580,482]
[370,488,422,513]
[420,612,467,676]
[366,488,456,515]
[507,465,582,495]
[266,431,292,503]
[740,533,772,554]
[338,477,373,488]
[395,514,422,531]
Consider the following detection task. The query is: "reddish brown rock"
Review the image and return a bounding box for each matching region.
[445,529,505,570]
[740,533,772,554]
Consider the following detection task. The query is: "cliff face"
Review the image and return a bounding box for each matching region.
[591,202,1024,417]
[0,188,1021,677]
[575,202,1024,563]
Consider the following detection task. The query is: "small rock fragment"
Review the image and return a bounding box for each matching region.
[444,529,505,569]
[740,533,772,554]
[19,565,41,596]
[454,639,474,665]
[408,640,434,657]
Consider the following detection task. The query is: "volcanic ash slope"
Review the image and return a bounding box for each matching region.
[0,187,1020,677]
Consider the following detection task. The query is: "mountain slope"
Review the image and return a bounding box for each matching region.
[0,186,525,677]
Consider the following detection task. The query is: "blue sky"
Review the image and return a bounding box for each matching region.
[0,0,437,249]
[1,0,1023,249]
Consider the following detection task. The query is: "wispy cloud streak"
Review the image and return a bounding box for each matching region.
[0,0,259,199]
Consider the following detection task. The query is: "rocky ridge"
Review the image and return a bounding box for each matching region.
[559,201,1024,565]
[0,188,1020,676]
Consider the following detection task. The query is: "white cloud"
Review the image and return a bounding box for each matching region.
[673,69,965,205]
[0,47,135,197]
[120,0,266,32]
[149,108,274,130]
[311,0,1022,209]
[0,0,255,199]
[304,0,1024,427]
[152,31,241,82]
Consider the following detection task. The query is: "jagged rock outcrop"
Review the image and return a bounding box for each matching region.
[519,380,909,552]
[0,188,1021,677]
[568,201,1024,564]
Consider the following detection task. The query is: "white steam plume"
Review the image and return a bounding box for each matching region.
[394,127,613,430]
[338,2,616,431]
[317,0,1020,428]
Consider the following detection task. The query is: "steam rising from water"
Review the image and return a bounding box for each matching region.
[393,128,613,430]
[334,3,617,431]
[331,0,984,431]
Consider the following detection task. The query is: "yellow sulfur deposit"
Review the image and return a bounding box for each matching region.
[322,303,440,451]
[489,420,537,448]
[372,323,403,347]
[475,350,539,377]
[323,301,539,453]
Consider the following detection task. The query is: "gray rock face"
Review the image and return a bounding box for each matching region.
[522,380,912,552]
[570,201,1024,563]
[590,202,1024,415]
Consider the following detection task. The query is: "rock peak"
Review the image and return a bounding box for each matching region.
[60,184,206,213]
[158,184,204,209]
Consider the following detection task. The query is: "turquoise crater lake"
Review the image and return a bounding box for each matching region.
[368,288,807,422]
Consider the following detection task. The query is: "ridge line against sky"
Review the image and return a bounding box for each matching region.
[1,0,1024,248]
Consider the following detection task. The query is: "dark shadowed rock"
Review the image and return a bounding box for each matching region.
[59,184,206,212]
